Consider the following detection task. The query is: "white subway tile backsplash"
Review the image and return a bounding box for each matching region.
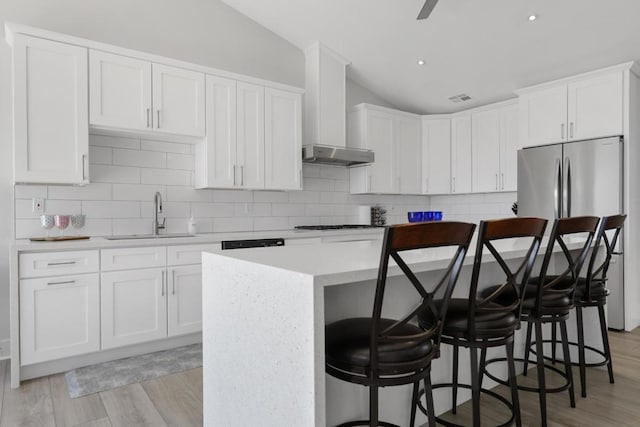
[81,219,112,237]
[213,217,253,232]
[289,216,320,228]
[334,180,349,192]
[288,191,320,204]
[89,146,113,165]
[141,139,192,154]
[112,218,152,235]
[212,190,253,203]
[141,168,191,186]
[113,184,166,201]
[304,204,334,217]
[15,219,44,239]
[253,191,288,203]
[141,201,191,218]
[302,164,321,178]
[167,153,194,170]
[48,183,112,201]
[166,186,212,203]
[253,217,288,231]
[191,203,234,218]
[233,203,271,217]
[15,199,82,219]
[91,134,140,150]
[272,203,305,217]
[303,178,334,191]
[113,149,167,168]
[194,218,214,233]
[320,166,348,180]
[82,201,140,218]
[14,185,47,199]
[91,164,141,184]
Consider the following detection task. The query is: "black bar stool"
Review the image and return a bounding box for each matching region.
[545,214,626,397]
[325,221,475,427]
[484,216,600,427]
[415,217,548,427]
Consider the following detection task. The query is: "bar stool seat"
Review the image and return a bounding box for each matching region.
[418,299,518,339]
[488,284,572,311]
[326,318,434,375]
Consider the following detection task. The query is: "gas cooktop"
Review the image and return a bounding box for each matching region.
[294,224,382,231]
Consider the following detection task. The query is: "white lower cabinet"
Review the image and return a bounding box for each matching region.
[167,265,203,336]
[20,274,100,365]
[101,268,167,349]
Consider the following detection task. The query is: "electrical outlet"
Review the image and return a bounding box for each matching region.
[32,197,45,213]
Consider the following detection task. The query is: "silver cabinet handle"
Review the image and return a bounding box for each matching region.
[47,261,76,266]
[495,173,498,190]
[554,158,561,218]
[368,175,372,192]
[161,270,165,296]
[172,270,176,295]
[570,122,574,139]
[501,173,504,190]
[425,178,429,193]
[233,165,237,186]
[565,157,572,217]
[452,176,456,193]
[48,280,75,286]
[146,108,150,128]
[241,165,245,186]
[561,123,565,140]
[157,110,161,128]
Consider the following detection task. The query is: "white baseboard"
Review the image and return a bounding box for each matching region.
[0,339,10,360]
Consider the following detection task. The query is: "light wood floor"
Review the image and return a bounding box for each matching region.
[0,329,638,426]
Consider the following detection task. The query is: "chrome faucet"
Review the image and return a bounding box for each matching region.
[153,192,166,235]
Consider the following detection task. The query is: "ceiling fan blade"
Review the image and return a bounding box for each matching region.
[417,0,439,20]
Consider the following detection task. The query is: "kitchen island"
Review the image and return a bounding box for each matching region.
[202,236,597,426]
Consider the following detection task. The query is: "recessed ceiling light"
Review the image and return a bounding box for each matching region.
[528,15,537,21]
[417,60,425,65]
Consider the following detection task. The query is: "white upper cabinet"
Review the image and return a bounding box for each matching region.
[422,118,451,195]
[472,102,519,193]
[12,34,88,185]
[396,115,422,194]
[90,52,205,138]
[152,64,205,137]
[265,88,302,190]
[451,115,472,194]
[89,50,152,131]
[195,76,237,189]
[349,104,422,195]
[518,69,624,147]
[238,82,266,190]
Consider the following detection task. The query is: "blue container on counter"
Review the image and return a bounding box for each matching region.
[407,212,424,223]
[423,211,435,221]
[434,211,443,221]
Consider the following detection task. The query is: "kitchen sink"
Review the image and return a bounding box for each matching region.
[104,233,196,240]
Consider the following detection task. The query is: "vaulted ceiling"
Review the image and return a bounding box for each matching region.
[220,0,640,114]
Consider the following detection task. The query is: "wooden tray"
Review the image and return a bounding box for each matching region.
[29,236,90,242]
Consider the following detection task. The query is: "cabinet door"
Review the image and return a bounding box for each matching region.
[568,72,623,141]
[451,115,472,194]
[196,75,237,188]
[237,82,265,189]
[167,265,202,336]
[152,64,205,137]
[365,109,395,193]
[422,118,451,194]
[13,35,88,184]
[89,50,152,131]
[519,85,567,147]
[101,268,167,349]
[472,109,501,193]
[500,105,519,191]
[20,274,99,365]
[395,115,422,194]
[265,88,302,190]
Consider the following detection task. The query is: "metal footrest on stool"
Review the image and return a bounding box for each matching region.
[529,339,611,369]
[483,357,572,394]
[415,383,516,427]
[336,421,399,427]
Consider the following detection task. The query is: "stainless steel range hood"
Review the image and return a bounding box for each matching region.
[303,42,374,167]
[302,144,374,166]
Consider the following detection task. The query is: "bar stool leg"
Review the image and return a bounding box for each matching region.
[598,305,615,384]
[424,372,436,427]
[534,321,547,427]
[576,306,587,397]
[506,340,522,427]
[410,381,419,427]
[370,384,379,426]
[479,345,487,388]
[551,318,557,365]
[560,319,576,408]
[523,321,533,376]
[451,345,459,414]
[470,347,481,427]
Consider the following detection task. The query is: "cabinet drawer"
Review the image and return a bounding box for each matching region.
[20,273,100,365]
[19,250,99,279]
[167,244,220,266]
[101,246,166,271]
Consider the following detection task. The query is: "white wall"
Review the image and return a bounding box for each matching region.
[346,78,398,110]
[0,0,307,344]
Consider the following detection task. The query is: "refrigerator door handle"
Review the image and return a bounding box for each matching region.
[554,158,561,218]
[563,157,571,217]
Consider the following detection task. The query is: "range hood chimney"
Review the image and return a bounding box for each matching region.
[303,42,374,166]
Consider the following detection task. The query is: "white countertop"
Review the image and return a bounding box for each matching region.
[12,227,384,252]
[206,235,586,287]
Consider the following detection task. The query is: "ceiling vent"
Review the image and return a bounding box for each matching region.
[448,93,472,103]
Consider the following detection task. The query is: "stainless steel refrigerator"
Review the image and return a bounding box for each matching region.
[517,136,625,329]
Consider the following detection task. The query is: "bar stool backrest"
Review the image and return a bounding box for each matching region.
[582,214,626,303]
[371,222,475,368]
[532,216,601,316]
[467,217,548,339]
